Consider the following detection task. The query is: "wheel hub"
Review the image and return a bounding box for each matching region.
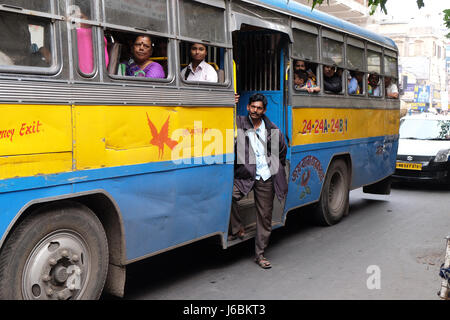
[22,231,89,300]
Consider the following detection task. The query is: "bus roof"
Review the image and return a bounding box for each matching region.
[244,0,398,51]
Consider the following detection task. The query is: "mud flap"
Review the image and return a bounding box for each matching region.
[363,176,391,195]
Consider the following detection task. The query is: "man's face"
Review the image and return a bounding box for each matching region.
[190,43,207,63]
[324,65,335,78]
[294,60,306,71]
[247,101,266,121]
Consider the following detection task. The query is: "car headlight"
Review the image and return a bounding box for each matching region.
[435,149,450,162]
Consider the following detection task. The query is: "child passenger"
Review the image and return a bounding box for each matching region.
[294,70,320,93]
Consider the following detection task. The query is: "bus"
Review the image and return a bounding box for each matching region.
[0,0,399,299]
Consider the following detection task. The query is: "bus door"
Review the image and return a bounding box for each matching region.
[231,27,290,237]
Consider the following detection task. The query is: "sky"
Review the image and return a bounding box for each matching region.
[384,0,448,22]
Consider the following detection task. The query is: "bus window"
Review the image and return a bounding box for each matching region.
[384,52,399,99]
[105,30,168,79]
[346,41,365,96]
[180,42,224,83]
[1,0,51,13]
[368,73,381,97]
[292,25,320,93]
[178,0,227,44]
[348,71,365,96]
[69,0,108,76]
[367,50,381,74]
[177,0,227,85]
[103,0,168,34]
[293,60,319,93]
[322,32,344,94]
[0,11,53,68]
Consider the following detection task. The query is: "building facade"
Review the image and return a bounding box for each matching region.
[294,0,449,112]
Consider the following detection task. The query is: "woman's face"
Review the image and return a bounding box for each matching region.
[132,36,152,64]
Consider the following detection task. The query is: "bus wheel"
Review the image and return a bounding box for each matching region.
[0,202,108,300]
[314,159,349,226]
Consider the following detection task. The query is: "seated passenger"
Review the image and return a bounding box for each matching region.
[294,70,320,93]
[385,76,399,99]
[181,43,217,82]
[323,65,342,94]
[368,73,381,97]
[294,59,317,85]
[348,71,364,95]
[125,35,165,78]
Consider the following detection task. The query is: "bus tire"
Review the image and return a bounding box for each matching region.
[0,202,108,300]
[313,159,349,226]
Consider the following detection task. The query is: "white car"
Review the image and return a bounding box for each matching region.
[393,112,450,183]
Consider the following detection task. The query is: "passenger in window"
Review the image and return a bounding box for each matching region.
[323,65,342,94]
[294,59,317,86]
[71,5,109,73]
[181,43,218,82]
[294,70,320,93]
[125,35,165,78]
[385,76,399,99]
[368,73,381,97]
[348,71,364,95]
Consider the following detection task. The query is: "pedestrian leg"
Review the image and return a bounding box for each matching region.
[253,178,274,262]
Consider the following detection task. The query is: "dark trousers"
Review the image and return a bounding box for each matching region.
[230,178,274,260]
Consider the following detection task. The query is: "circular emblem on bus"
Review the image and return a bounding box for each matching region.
[407,156,413,161]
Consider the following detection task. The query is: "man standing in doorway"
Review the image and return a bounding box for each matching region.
[229,93,288,269]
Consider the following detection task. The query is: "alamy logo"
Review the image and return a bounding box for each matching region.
[366,265,381,290]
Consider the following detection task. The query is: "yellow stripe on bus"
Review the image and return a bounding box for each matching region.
[291,108,399,146]
[0,152,73,178]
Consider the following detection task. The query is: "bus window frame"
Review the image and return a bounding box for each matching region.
[176,0,231,88]
[367,43,383,99]
[67,0,102,79]
[103,28,175,84]
[291,21,320,95]
[383,48,399,100]
[345,37,366,97]
[0,7,62,76]
[100,0,174,84]
[178,40,231,88]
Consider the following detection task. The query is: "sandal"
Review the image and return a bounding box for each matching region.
[237,228,245,239]
[255,257,272,269]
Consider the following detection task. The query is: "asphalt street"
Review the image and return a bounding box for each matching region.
[104,182,450,300]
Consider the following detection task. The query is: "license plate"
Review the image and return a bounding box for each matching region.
[396,161,422,170]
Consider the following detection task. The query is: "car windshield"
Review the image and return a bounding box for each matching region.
[399,118,450,140]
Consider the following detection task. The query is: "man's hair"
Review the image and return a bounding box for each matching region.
[248,93,268,108]
[295,70,308,82]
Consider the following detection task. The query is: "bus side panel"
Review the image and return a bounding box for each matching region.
[73,163,234,261]
[71,104,235,261]
[0,184,73,245]
[0,104,73,180]
[285,107,399,211]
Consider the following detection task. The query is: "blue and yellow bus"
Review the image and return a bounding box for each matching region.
[0,0,399,299]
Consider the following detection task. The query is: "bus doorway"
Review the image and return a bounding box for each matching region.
[230,27,290,244]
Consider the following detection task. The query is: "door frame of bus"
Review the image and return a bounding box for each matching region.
[230,13,293,229]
